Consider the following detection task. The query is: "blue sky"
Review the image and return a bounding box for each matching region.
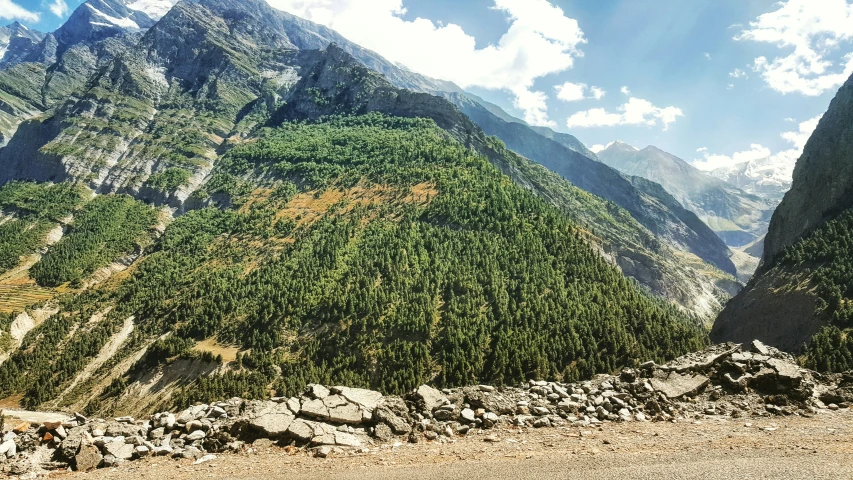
[4,0,852,171]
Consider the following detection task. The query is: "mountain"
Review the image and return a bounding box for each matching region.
[709,156,792,204]
[596,142,772,252]
[712,72,853,371]
[447,95,738,278]
[0,0,713,414]
[0,0,738,321]
[0,22,45,67]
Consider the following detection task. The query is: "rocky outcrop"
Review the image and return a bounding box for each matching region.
[1,341,845,476]
[763,75,853,264]
[713,71,853,350]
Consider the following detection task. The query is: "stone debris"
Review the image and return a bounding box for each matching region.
[0,342,850,476]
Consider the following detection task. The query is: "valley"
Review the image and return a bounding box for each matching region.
[0,0,850,477]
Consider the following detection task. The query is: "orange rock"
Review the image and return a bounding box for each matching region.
[42,432,54,443]
[42,421,62,430]
[12,422,30,434]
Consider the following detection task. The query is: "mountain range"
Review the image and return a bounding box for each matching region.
[0,0,731,415]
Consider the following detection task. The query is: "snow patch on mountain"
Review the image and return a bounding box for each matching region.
[126,0,179,20]
[87,3,141,30]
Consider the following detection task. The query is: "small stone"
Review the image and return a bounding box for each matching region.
[478,385,496,392]
[460,408,476,423]
[135,446,150,457]
[482,412,500,428]
[159,413,176,429]
[483,435,499,443]
[194,454,216,465]
[314,446,332,458]
[186,430,206,442]
[104,441,134,460]
[0,439,16,457]
[252,438,274,449]
[152,445,173,456]
[12,422,29,434]
[424,431,439,441]
[828,404,840,411]
[751,340,770,355]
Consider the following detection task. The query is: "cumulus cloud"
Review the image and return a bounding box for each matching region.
[692,115,822,172]
[554,82,605,102]
[620,86,631,96]
[737,0,853,96]
[48,0,69,17]
[265,0,587,127]
[0,0,39,22]
[565,97,684,130]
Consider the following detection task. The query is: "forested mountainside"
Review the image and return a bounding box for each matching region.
[0,0,736,319]
[0,113,707,414]
[712,72,853,370]
[596,142,772,252]
[0,0,722,415]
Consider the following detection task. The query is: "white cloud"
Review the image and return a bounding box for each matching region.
[48,0,69,17]
[566,97,684,130]
[697,147,708,152]
[737,0,853,96]
[729,68,748,79]
[692,115,822,172]
[590,144,607,153]
[265,0,587,127]
[784,117,795,122]
[554,82,586,102]
[554,82,605,102]
[0,0,39,22]
[705,52,711,60]
[620,86,631,95]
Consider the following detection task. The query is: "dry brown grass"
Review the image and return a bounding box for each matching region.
[193,338,242,363]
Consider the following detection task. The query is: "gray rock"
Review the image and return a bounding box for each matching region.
[194,454,217,465]
[135,445,150,457]
[59,426,88,460]
[248,402,296,437]
[460,408,476,423]
[482,412,500,428]
[414,385,447,413]
[104,441,134,460]
[649,372,710,398]
[307,384,331,400]
[186,430,206,442]
[152,445,173,456]
[159,413,176,429]
[373,405,411,434]
[751,340,770,355]
[75,444,102,471]
[314,446,332,458]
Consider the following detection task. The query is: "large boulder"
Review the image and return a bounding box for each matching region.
[75,444,103,471]
[412,385,447,413]
[247,403,296,438]
[649,371,710,398]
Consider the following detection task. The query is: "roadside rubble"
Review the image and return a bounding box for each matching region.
[1,340,851,476]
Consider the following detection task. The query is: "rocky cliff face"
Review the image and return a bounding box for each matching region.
[762,75,853,265]
[712,72,853,353]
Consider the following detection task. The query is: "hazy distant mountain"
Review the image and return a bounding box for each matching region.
[709,156,792,204]
[596,141,773,251]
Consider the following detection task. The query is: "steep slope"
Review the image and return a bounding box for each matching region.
[0,0,734,320]
[597,142,771,250]
[712,72,853,366]
[448,93,737,278]
[0,115,708,414]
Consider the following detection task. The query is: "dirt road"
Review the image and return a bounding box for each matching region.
[74,410,853,480]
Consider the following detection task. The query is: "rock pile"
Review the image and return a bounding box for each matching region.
[1,341,850,475]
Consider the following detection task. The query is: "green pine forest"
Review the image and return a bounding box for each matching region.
[780,209,853,372]
[0,115,709,411]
